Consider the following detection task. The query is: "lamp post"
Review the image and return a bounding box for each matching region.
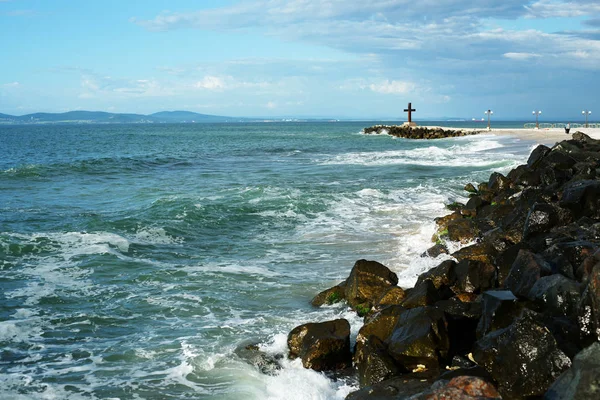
[582,110,592,128]
[532,110,542,129]
[484,109,493,130]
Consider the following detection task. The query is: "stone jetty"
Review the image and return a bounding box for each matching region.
[363,124,482,139]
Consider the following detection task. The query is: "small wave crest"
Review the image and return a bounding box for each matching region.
[319,137,512,167]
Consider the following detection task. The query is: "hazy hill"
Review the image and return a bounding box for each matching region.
[150,111,243,122]
[0,110,255,124]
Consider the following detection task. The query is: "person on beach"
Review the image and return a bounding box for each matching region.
[565,123,570,134]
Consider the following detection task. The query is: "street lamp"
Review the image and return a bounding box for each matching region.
[582,110,592,128]
[532,110,542,129]
[484,109,493,130]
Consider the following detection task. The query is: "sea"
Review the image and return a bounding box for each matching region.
[0,121,541,399]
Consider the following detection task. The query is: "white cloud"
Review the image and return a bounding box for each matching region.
[2,82,20,88]
[266,101,277,109]
[194,76,227,90]
[503,52,542,59]
[369,80,416,94]
[524,1,600,19]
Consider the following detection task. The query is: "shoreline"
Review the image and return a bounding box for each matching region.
[283,131,600,399]
[444,126,600,146]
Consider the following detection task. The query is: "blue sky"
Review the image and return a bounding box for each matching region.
[1,0,599,120]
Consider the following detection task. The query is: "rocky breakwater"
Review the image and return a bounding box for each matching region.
[280,131,600,399]
[363,125,481,139]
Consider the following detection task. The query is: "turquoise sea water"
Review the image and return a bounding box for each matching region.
[1,122,540,399]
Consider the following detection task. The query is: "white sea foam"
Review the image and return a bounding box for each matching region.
[319,137,515,167]
[132,226,183,245]
[2,231,129,307]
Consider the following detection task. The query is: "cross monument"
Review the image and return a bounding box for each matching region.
[403,102,417,127]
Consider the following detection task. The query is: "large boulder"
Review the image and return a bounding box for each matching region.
[414,376,502,400]
[386,307,449,371]
[527,274,582,317]
[355,305,406,360]
[452,259,497,295]
[476,290,524,338]
[527,144,551,168]
[345,376,433,400]
[287,319,352,371]
[401,280,442,309]
[523,202,572,239]
[311,281,347,307]
[373,286,406,309]
[355,335,402,387]
[447,218,480,243]
[544,342,600,400]
[345,260,399,310]
[560,179,600,219]
[504,249,552,298]
[473,312,571,398]
[578,263,600,342]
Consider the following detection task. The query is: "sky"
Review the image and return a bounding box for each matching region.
[1,0,599,120]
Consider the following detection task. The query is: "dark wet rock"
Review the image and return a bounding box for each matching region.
[421,243,449,258]
[544,342,600,400]
[355,305,407,358]
[311,281,347,307]
[465,183,478,194]
[363,125,481,140]
[355,335,402,387]
[498,208,529,244]
[473,312,571,398]
[401,280,442,309]
[446,201,465,211]
[542,245,576,280]
[543,149,579,170]
[373,286,406,309]
[576,252,600,281]
[572,161,597,180]
[494,242,531,286]
[527,274,582,317]
[345,259,399,310]
[446,218,480,243]
[476,290,524,338]
[542,315,584,359]
[435,211,462,231]
[436,297,481,360]
[414,376,502,400]
[578,263,600,342]
[416,260,457,292]
[488,172,511,193]
[555,241,598,270]
[386,306,449,371]
[235,341,283,375]
[345,376,433,400]
[452,242,496,265]
[452,259,497,295]
[504,249,552,298]
[462,196,485,217]
[527,144,552,168]
[523,202,572,239]
[287,319,352,371]
[561,179,600,219]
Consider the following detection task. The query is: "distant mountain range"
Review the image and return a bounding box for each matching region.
[0,110,259,124]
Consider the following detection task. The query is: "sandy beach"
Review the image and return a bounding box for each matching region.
[481,127,600,146]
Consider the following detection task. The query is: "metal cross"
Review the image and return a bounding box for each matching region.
[404,102,416,123]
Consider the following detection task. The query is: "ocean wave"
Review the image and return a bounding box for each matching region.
[318,137,516,167]
[1,155,197,180]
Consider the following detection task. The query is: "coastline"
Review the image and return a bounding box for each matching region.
[284,130,600,399]
[450,126,600,146]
